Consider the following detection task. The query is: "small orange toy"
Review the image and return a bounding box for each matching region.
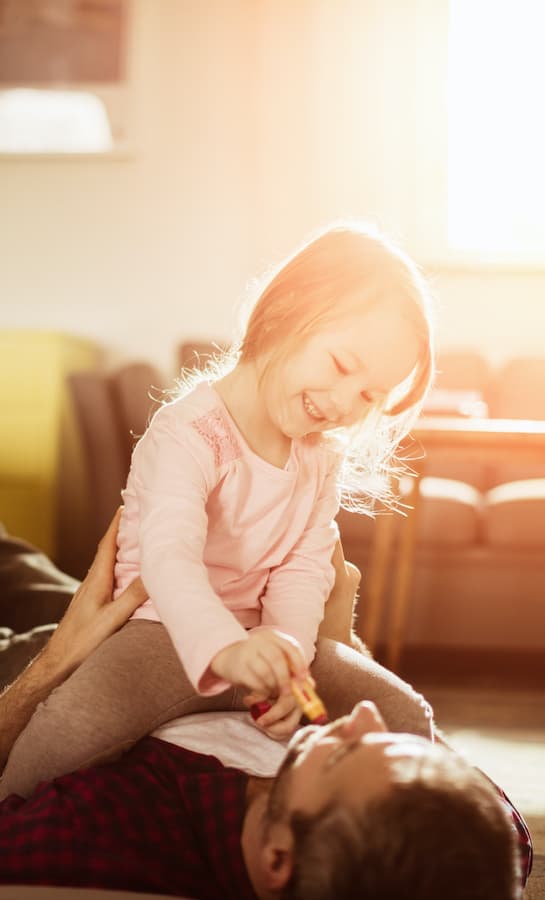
[249,679,328,725]
[291,677,328,725]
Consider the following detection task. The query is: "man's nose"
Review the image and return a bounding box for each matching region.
[343,701,388,739]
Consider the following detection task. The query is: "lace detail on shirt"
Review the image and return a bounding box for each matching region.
[191,407,242,468]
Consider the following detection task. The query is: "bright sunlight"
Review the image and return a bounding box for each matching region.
[448,0,545,260]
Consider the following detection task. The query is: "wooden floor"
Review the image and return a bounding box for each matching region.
[415,680,545,899]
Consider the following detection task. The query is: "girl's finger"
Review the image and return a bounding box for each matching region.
[239,669,266,694]
[250,663,277,694]
[271,634,309,679]
[260,646,291,690]
[259,707,301,740]
[256,693,297,728]
[250,651,283,692]
[244,656,277,693]
[243,690,271,707]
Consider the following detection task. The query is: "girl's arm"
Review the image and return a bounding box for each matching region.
[132,409,251,695]
[238,542,366,742]
[0,511,146,772]
[258,454,341,663]
[133,406,341,698]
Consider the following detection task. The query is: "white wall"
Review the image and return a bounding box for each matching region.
[1,0,545,378]
[430,268,545,365]
[254,0,545,370]
[0,0,259,376]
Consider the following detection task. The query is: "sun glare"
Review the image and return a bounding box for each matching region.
[448,0,545,260]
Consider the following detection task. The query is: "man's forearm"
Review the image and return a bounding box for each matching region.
[0,510,147,778]
[319,550,361,646]
[0,644,70,772]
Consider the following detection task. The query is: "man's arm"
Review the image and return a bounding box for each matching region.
[318,540,372,656]
[0,509,147,771]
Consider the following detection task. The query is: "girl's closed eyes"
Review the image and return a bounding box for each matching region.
[331,354,350,376]
[330,354,377,405]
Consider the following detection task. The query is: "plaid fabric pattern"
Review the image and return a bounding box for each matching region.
[477,767,533,890]
[494,782,533,890]
[0,737,532,896]
[0,738,257,900]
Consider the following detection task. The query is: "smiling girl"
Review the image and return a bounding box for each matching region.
[0,223,435,799]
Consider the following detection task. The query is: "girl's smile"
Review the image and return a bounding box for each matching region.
[302,393,326,422]
[267,301,422,440]
[213,298,421,471]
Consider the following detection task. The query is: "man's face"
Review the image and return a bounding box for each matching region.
[267,701,438,821]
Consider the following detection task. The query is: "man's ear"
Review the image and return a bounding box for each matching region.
[261,821,294,893]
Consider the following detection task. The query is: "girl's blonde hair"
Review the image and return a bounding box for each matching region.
[177,222,435,514]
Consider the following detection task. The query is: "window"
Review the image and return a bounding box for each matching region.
[0,88,113,153]
[448,0,545,261]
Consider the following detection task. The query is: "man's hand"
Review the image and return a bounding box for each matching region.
[42,508,147,681]
[211,629,308,696]
[0,509,146,772]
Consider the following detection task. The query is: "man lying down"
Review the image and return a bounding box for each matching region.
[0,696,530,900]
[0,521,532,900]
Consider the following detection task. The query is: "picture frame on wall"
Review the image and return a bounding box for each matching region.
[0,0,131,154]
[0,0,128,84]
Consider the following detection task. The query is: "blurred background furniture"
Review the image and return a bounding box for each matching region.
[0,331,99,562]
[47,342,545,680]
[65,362,167,575]
[364,418,545,672]
[338,349,545,677]
[4,338,545,677]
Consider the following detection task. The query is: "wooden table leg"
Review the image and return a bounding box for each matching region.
[358,512,396,654]
[385,474,422,672]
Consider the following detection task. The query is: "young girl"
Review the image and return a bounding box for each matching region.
[0,222,434,799]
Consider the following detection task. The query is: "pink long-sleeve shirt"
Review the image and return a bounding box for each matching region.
[114,382,340,695]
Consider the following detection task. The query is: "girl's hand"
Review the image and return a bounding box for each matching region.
[211,628,308,695]
[244,691,302,741]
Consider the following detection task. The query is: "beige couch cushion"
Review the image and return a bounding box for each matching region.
[415,477,482,545]
[434,350,492,393]
[337,478,481,547]
[486,357,545,485]
[484,478,545,546]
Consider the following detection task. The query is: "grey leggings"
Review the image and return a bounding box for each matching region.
[0,620,433,800]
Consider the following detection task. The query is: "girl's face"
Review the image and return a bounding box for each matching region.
[260,301,421,439]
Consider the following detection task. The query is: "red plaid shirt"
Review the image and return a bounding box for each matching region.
[0,737,258,899]
[0,738,532,896]
[494,782,533,891]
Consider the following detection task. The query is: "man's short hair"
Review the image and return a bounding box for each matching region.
[280,751,519,900]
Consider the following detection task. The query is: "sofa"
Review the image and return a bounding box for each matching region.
[8,343,545,677]
[337,351,545,675]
